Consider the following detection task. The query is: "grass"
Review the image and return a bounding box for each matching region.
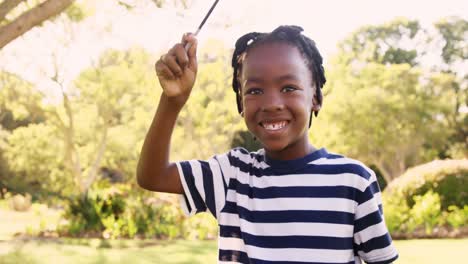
[0,239,217,264]
[0,238,467,263]
[394,238,468,263]
[0,202,467,263]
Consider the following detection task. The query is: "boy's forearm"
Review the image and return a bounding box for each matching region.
[136,94,183,192]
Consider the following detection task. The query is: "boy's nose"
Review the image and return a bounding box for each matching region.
[261,92,285,112]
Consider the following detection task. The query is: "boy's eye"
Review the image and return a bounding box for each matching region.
[281,86,297,93]
[245,88,262,95]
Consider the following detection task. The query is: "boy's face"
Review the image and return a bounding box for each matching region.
[240,42,319,160]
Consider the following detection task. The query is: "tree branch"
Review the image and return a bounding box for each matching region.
[0,0,75,49]
[0,0,25,22]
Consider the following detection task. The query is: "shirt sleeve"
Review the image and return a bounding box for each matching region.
[353,170,399,264]
[175,151,232,219]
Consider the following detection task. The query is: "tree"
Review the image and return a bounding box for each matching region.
[0,0,76,49]
[0,0,189,49]
[0,47,158,198]
[312,17,467,183]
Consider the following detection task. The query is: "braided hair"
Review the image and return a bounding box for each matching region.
[231,25,326,126]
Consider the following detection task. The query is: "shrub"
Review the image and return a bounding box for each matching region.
[407,191,442,234]
[385,159,468,210]
[446,205,468,229]
[9,193,32,211]
[60,183,218,240]
[383,159,468,238]
[382,195,410,234]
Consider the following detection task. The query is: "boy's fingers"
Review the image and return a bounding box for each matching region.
[182,33,198,69]
[155,58,175,80]
[173,44,189,69]
[163,51,183,77]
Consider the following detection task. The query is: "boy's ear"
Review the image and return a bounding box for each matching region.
[311,89,321,112]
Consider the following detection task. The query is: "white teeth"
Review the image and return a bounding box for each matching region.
[263,121,287,131]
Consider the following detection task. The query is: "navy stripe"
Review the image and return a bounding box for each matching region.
[354,210,383,233]
[357,180,381,205]
[250,258,355,264]
[200,161,216,218]
[223,202,355,224]
[233,179,359,200]
[325,153,345,159]
[228,155,372,179]
[180,161,206,212]
[359,233,392,253]
[366,254,398,264]
[219,249,250,263]
[220,225,353,250]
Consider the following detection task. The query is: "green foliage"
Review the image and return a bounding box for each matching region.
[61,184,218,240]
[312,62,442,182]
[407,191,442,234]
[337,18,423,66]
[445,205,468,229]
[313,17,467,182]
[383,159,468,236]
[382,194,410,234]
[3,123,69,198]
[386,159,468,209]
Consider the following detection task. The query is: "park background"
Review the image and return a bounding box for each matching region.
[0,0,467,263]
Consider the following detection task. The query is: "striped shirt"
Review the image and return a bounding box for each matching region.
[176,147,398,264]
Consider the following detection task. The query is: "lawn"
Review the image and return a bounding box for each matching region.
[0,204,467,263]
[0,238,467,263]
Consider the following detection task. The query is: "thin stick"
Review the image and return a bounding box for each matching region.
[194,0,220,36]
[185,0,220,50]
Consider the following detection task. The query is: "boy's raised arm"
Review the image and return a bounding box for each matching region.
[136,34,198,194]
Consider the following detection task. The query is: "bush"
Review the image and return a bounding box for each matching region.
[9,193,32,211]
[385,159,468,210]
[407,191,442,234]
[60,183,218,240]
[446,205,468,229]
[383,159,468,238]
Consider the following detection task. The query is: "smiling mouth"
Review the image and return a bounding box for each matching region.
[260,121,288,131]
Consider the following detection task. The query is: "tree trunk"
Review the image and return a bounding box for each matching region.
[82,126,108,198]
[0,0,75,49]
[0,0,25,22]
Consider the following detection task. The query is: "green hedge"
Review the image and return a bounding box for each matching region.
[383,159,468,237]
[60,183,217,239]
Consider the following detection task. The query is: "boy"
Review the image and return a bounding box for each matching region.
[137,25,398,264]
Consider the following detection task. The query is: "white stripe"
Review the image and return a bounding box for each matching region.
[219,236,245,251]
[176,162,196,216]
[218,237,356,263]
[189,160,205,205]
[228,192,357,213]
[219,212,354,237]
[209,158,226,219]
[236,171,369,191]
[354,222,388,245]
[231,149,269,169]
[358,244,398,262]
[243,244,355,263]
[355,196,380,219]
[217,153,233,187]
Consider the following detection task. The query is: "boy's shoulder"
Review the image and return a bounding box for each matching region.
[313,150,376,182]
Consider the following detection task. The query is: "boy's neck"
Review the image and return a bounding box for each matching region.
[264,143,317,161]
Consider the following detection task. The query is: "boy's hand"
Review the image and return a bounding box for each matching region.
[155,33,198,106]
